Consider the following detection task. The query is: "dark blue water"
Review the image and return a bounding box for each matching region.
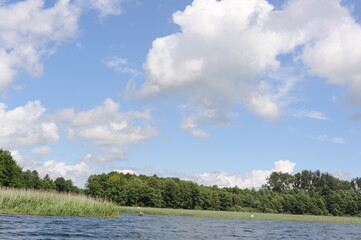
[1,213,360,240]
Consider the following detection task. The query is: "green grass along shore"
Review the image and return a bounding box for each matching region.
[2,187,361,224]
[0,188,119,218]
[120,206,361,225]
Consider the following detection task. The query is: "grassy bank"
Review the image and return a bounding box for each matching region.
[120,206,361,224]
[0,188,119,218]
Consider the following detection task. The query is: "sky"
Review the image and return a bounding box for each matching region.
[1,0,361,188]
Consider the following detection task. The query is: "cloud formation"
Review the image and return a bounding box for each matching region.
[104,56,139,76]
[300,13,361,104]
[0,0,127,91]
[168,160,296,188]
[82,147,127,166]
[31,145,52,155]
[78,0,125,17]
[53,98,159,165]
[62,98,158,146]
[10,150,92,186]
[294,110,328,120]
[0,101,59,148]
[2,98,158,171]
[0,0,80,90]
[315,134,345,144]
[139,0,361,136]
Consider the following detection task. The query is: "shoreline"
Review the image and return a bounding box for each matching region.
[119,206,361,225]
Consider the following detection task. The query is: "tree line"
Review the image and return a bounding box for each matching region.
[2,148,361,216]
[0,149,81,193]
[85,170,361,217]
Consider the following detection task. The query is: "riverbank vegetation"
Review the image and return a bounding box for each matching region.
[2,148,361,219]
[86,170,361,217]
[0,187,119,217]
[0,149,118,217]
[120,206,361,224]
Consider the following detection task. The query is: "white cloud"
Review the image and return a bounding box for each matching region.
[41,160,92,184]
[137,0,361,135]
[10,150,92,186]
[0,0,131,90]
[181,117,209,138]
[333,171,350,180]
[63,98,159,145]
[140,0,283,104]
[0,56,16,90]
[300,12,361,104]
[315,134,345,144]
[294,110,328,120]
[138,0,298,122]
[247,94,282,121]
[4,99,158,167]
[82,0,125,17]
[31,145,51,154]
[104,56,139,76]
[0,0,80,90]
[82,147,127,166]
[0,101,59,148]
[168,160,296,188]
[179,99,233,138]
[116,169,136,175]
[51,98,159,166]
[9,150,26,167]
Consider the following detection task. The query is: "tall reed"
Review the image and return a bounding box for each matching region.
[0,188,119,218]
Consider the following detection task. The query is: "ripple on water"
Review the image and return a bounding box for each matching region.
[1,213,361,240]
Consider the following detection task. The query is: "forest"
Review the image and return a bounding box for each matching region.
[0,149,81,193]
[85,170,361,216]
[2,149,361,217]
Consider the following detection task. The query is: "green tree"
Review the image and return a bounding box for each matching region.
[0,149,23,187]
[351,177,361,191]
[41,174,56,190]
[263,172,294,192]
[22,170,42,189]
[162,178,181,208]
[218,189,233,211]
[146,175,165,207]
[86,174,109,198]
[55,177,78,193]
[293,170,313,190]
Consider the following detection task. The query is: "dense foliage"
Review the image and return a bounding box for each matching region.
[86,170,361,217]
[0,149,81,193]
[2,148,361,217]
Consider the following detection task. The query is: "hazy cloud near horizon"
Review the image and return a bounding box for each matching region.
[166,160,296,189]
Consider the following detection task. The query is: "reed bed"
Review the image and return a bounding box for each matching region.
[0,188,119,218]
[120,206,361,224]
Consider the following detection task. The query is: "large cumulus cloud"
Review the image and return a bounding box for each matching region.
[139,0,361,136]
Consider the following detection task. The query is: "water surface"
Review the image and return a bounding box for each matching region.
[1,213,360,239]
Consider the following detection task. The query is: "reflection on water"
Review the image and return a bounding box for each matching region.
[1,213,360,240]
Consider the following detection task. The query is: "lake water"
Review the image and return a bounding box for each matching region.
[1,213,361,240]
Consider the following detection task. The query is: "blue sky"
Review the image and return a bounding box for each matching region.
[1,0,361,188]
